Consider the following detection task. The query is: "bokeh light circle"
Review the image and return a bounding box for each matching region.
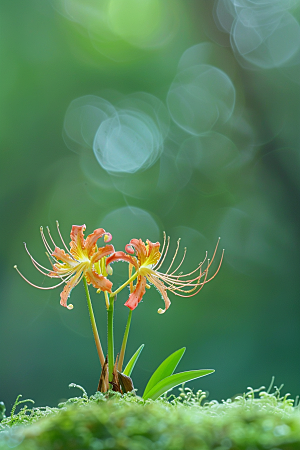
[93,113,155,173]
[231,11,300,68]
[167,64,235,135]
[64,93,168,174]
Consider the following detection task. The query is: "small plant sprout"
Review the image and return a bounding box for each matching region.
[15,223,223,398]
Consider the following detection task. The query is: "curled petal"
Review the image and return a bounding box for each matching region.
[85,228,107,256]
[70,225,86,260]
[124,276,147,311]
[148,275,171,314]
[106,251,138,269]
[104,233,112,243]
[125,244,135,254]
[60,271,83,309]
[52,247,76,266]
[145,240,161,266]
[90,244,115,264]
[85,268,112,292]
[125,239,161,267]
[127,239,147,261]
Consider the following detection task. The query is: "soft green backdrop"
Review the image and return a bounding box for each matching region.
[1,0,300,409]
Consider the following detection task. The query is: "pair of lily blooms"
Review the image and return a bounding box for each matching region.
[15,222,223,314]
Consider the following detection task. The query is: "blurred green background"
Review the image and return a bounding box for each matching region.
[1,0,300,409]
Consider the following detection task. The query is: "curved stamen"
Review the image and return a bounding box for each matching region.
[157,260,210,287]
[27,254,62,278]
[168,246,187,276]
[167,267,208,296]
[56,221,76,260]
[46,226,58,250]
[155,248,213,280]
[202,249,224,283]
[156,262,204,280]
[154,248,221,291]
[24,243,53,273]
[14,265,74,289]
[158,248,224,295]
[165,238,181,274]
[154,231,166,268]
[40,227,53,255]
[155,235,170,271]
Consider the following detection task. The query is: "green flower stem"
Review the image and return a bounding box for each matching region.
[83,277,105,368]
[118,309,133,372]
[111,271,139,297]
[104,290,110,310]
[107,294,115,382]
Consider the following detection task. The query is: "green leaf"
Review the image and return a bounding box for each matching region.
[143,369,214,400]
[143,348,186,399]
[123,344,144,377]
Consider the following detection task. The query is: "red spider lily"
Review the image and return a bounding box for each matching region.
[15,222,114,310]
[107,234,224,314]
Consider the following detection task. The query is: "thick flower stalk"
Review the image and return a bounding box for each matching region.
[14,222,114,310]
[107,234,224,314]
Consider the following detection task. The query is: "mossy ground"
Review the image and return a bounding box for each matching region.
[1,383,300,450]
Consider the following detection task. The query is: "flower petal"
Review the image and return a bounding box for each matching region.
[145,240,161,266]
[106,251,138,269]
[52,247,76,266]
[147,275,171,314]
[126,239,147,264]
[85,268,112,292]
[125,239,161,267]
[60,271,83,309]
[70,225,87,260]
[90,244,115,265]
[85,228,108,257]
[124,276,147,311]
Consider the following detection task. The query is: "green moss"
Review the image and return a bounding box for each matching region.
[1,384,300,450]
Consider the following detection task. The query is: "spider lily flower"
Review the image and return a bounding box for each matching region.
[14,223,114,310]
[107,234,224,314]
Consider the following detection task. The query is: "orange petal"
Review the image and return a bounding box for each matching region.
[85,228,109,257]
[85,268,112,292]
[70,225,86,260]
[145,240,161,266]
[60,271,82,309]
[90,244,115,264]
[124,276,147,311]
[52,247,75,266]
[126,239,147,261]
[148,275,171,314]
[125,239,160,266]
[106,251,139,269]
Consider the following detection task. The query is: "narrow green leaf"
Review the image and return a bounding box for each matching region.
[143,348,186,399]
[143,369,214,400]
[123,344,144,377]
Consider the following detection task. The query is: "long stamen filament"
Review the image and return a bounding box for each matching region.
[14,265,74,289]
[56,221,76,260]
[165,238,181,274]
[40,227,53,254]
[155,235,170,270]
[24,243,54,274]
[46,226,58,250]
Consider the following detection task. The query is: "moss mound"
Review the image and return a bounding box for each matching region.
[1,384,300,450]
